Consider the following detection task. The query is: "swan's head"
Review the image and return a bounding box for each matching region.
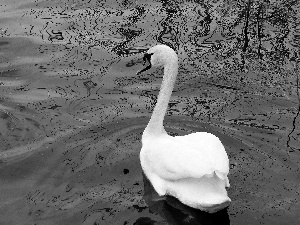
[137,45,177,75]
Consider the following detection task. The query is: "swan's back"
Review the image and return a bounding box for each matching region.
[173,132,230,177]
[141,132,230,182]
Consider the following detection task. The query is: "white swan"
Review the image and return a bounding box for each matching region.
[137,45,231,213]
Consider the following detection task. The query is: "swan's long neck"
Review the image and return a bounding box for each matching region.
[144,57,178,135]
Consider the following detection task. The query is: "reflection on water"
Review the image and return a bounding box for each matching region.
[0,0,300,224]
[142,172,230,225]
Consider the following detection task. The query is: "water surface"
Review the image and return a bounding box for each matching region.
[0,0,299,224]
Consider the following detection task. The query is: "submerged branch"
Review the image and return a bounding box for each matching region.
[287,61,300,152]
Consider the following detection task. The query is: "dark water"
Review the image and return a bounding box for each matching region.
[0,0,300,224]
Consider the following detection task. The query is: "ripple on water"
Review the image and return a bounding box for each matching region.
[0,79,25,86]
[1,0,300,224]
[0,114,298,224]
[7,89,72,103]
[0,117,219,223]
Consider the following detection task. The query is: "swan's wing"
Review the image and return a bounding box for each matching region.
[142,132,229,181]
[174,132,230,175]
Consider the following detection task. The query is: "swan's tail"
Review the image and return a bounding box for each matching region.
[165,173,231,213]
[215,171,230,187]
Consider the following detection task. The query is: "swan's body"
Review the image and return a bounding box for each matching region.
[138,45,230,213]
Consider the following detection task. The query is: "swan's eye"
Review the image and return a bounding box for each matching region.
[143,53,154,65]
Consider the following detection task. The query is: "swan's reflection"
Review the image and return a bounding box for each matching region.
[141,173,230,225]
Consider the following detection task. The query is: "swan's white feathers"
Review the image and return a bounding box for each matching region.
[173,132,230,175]
[138,44,230,212]
[141,132,229,183]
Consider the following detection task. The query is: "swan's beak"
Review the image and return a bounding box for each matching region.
[136,53,153,75]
